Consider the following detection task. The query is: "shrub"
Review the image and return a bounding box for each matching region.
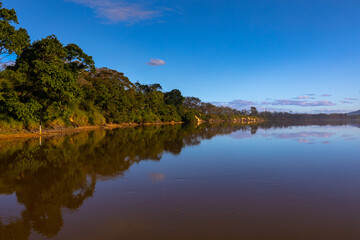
[45,118,66,129]
[25,119,39,131]
[88,111,106,125]
[71,109,89,126]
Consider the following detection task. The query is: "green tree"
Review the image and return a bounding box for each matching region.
[80,68,137,123]
[4,35,94,132]
[183,96,201,109]
[250,106,258,116]
[64,43,95,73]
[164,89,185,106]
[0,1,30,65]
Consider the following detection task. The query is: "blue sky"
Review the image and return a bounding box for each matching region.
[4,0,360,113]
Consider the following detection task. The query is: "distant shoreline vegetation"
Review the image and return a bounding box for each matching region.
[0,2,261,133]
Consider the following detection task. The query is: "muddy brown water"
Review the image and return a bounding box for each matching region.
[1,123,360,240]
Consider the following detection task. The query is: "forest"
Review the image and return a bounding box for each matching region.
[0,2,256,132]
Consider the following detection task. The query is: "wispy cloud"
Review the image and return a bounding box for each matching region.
[294,96,315,99]
[321,94,332,97]
[227,100,256,108]
[66,0,163,23]
[213,100,256,109]
[272,100,335,107]
[257,107,291,112]
[307,93,316,96]
[340,101,353,104]
[214,98,338,111]
[344,98,358,101]
[261,101,271,105]
[311,108,348,114]
[147,59,166,66]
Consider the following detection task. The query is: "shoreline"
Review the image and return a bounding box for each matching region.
[0,121,184,141]
[0,117,265,142]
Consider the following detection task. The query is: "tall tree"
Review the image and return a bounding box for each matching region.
[5,35,94,132]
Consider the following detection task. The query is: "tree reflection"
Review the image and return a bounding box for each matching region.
[1,120,356,239]
[0,123,249,239]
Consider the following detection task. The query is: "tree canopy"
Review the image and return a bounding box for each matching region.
[1,35,94,124]
[0,1,30,63]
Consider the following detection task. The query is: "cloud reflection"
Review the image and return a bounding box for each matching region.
[149,172,166,182]
[297,139,311,143]
[267,132,334,139]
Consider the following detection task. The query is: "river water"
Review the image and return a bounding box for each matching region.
[0,122,360,240]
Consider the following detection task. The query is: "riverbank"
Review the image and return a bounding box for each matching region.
[0,117,265,141]
[0,122,184,141]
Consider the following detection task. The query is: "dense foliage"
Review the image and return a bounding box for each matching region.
[0,1,251,131]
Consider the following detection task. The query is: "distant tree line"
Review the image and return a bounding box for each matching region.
[0,1,253,131]
[259,111,360,125]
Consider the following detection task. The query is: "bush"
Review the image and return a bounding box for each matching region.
[71,109,89,126]
[142,111,159,123]
[88,111,106,125]
[25,119,39,131]
[45,118,66,129]
[0,117,24,130]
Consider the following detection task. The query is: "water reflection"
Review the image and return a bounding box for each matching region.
[0,123,254,239]
[149,173,166,182]
[0,121,359,239]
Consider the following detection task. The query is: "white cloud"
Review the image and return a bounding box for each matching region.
[272,99,335,107]
[66,0,162,23]
[212,100,256,110]
[147,59,166,66]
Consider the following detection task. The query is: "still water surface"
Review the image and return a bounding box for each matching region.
[0,123,360,240]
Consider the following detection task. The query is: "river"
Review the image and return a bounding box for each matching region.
[1,122,360,239]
